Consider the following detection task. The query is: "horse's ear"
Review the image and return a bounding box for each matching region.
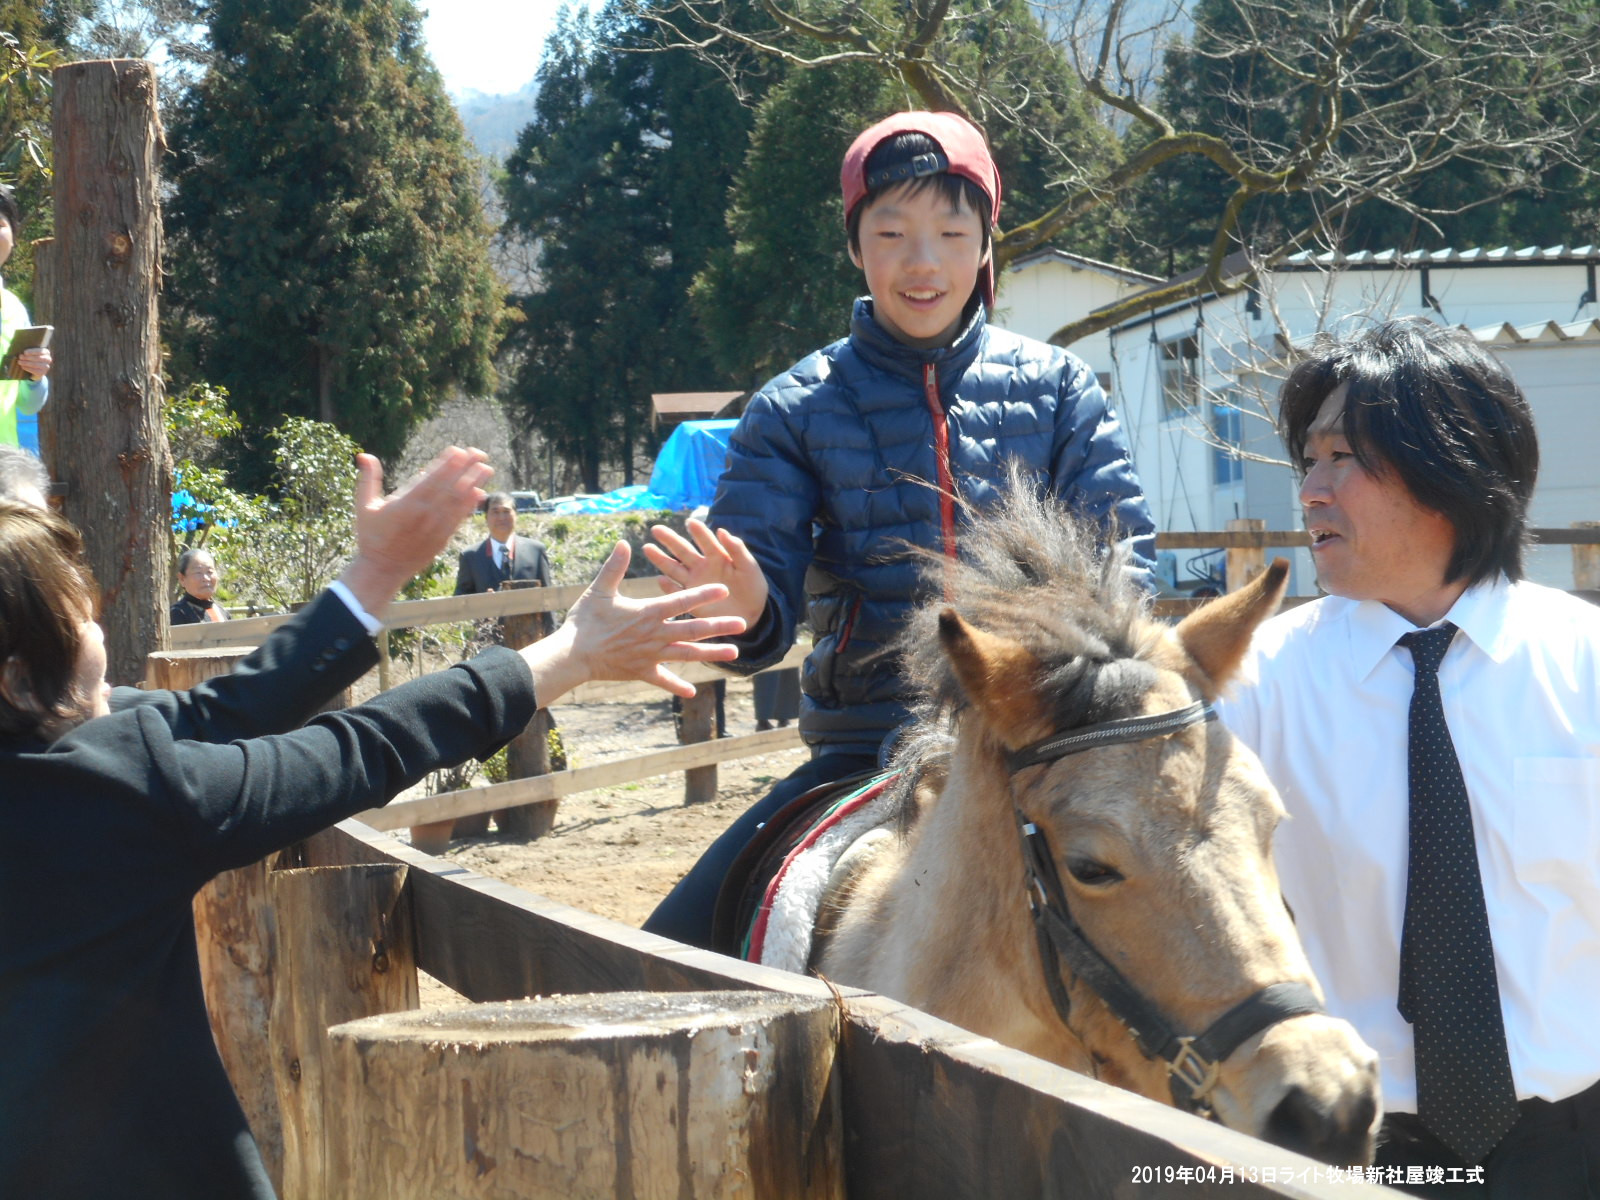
[1172,558,1290,689]
[938,609,1051,742]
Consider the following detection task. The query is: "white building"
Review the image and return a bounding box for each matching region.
[993,248,1161,388]
[1088,246,1600,594]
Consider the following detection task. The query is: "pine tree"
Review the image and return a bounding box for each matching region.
[164,0,505,465]
[497,3,755,490]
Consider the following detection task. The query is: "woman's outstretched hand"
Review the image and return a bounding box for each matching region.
[523,541,747,705]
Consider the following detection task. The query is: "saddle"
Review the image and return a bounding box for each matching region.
[710,769,894,965]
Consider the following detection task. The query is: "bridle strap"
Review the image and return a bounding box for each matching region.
[1007,701,1216,773]
[1010,698,1324,1118]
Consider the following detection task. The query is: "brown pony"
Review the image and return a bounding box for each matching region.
[808,478,1381,1164]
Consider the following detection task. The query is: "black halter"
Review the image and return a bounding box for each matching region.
[1008,701,1324,1119]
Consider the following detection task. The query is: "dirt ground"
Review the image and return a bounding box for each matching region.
[401,678,810,931]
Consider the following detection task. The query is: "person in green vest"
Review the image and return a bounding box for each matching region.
[0,185,52,452]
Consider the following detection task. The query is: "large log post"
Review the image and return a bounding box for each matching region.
[50,59,171,684]
[322,992,844,1200]
[269,865,417,1200]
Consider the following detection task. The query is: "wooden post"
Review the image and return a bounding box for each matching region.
[375,627,391,693]
[51,60,171,683]
[496,579,554,839]
[269,865,417,1200]
[680,684,718,804]
[1225,518,1266,593]
[322,992,844,1200]
[1572,521,1600,592]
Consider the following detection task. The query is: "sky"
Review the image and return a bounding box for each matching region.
[421,0,602,97]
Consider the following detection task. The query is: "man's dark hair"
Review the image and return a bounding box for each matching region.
[0,184,20,240]
[483,491,515,513]
[1278,317,1539,586]
[845,132,993,256]
[0,446,49,502]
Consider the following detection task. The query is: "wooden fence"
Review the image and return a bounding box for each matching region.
[166,524,1600,831]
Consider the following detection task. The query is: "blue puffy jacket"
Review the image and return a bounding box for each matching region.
[711,298,1155,757]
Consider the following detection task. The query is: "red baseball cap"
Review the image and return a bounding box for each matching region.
[840,110,1003,309]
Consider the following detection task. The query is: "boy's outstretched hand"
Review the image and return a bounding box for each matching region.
[643,517,768,632]
[523,541,747,705]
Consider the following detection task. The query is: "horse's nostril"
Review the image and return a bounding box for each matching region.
[1266,1083,1378,1167]
[1266,1085,1327,1157]
[1264,1084,1375,1166]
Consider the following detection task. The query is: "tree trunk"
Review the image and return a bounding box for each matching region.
[322,992,844,1200]
[50,59,170,684]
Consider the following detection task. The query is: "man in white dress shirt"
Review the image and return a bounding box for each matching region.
[1218,318,1600,1196]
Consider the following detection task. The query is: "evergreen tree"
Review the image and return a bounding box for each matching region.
[497,3,755,490]
[0,0,79,303]
[164,0,505,465]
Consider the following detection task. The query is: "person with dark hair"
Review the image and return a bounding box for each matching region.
[0,447,745,1200]
[454,490,553,598]
[0,443,49,510]
[1218,318,1600,1196]
[640,110,1154,949]
[170,546,229,625]
[0,184,52,452]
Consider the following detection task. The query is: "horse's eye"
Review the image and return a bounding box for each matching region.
[1066,858,1123,887]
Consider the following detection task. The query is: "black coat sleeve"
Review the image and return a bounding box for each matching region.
[99,647,536,878]
[111,590,378,743]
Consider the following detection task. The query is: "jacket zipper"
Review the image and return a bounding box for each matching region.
[923,363,957,562]
[836,595,863,654]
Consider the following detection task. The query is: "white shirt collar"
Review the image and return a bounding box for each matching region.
[1335,574,1517,682]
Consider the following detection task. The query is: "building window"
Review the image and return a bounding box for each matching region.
[1158,334,1200,419]
[1211,398,1244,485]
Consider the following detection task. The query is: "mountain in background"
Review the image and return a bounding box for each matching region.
[453,80,540,165]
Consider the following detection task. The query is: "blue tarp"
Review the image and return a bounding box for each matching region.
[553,419,737,515]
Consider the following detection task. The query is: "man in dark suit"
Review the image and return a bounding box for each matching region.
[454,491,552,596]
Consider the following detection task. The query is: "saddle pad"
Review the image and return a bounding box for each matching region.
[745,772,900,972]
[709,768,879,957]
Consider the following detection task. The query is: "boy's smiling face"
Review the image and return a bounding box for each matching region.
[850,182,989,349]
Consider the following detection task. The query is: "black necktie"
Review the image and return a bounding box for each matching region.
[1397,623,1519,1164]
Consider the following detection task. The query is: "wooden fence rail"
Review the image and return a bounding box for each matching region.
[162,525,1600,827]
[169,524,1600,651]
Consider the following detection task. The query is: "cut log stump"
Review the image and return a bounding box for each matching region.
[323,991,844,1199]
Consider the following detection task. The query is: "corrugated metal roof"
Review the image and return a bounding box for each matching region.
[1229,319,1600,372]
[1285,245,1600,267]
[1466,318,1600,345]
[1100,244,1600,330]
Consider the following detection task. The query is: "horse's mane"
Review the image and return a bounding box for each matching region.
[886,463,1160,794]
